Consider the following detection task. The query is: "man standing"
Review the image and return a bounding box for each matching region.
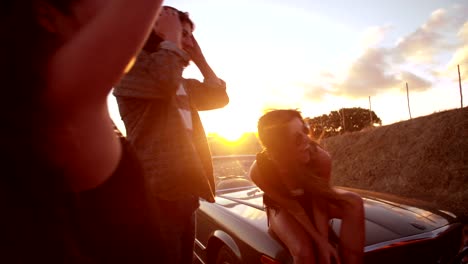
[113,6,228,264]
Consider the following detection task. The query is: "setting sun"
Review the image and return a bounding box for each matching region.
[198,100,261,142]
[210,130,245,142]
[200,109,255,141]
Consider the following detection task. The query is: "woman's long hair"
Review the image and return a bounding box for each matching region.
[257,109,345,203]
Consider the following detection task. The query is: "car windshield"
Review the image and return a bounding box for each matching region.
[212,155,256,191]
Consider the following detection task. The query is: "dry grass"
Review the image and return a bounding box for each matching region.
[322,107,468,220]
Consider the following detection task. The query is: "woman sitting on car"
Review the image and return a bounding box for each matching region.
[249,109,365,264]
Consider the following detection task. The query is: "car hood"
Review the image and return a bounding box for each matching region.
[216,186,458,248]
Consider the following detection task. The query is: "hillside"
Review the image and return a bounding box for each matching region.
[322,107,468,219]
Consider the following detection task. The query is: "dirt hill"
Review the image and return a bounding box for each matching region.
[322,107,468,220]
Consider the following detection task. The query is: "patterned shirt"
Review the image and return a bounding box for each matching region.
[113,42,229,201]
[176,84,193,134]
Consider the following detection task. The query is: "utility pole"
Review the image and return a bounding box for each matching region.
[406,82,412,119]
[341,108,346,133]
[368,96,373,125]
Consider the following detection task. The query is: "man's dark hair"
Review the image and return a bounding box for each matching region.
[143,32,164,53]
[164,6,195,30]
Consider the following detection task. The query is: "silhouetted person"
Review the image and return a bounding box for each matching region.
[0,0,165,262]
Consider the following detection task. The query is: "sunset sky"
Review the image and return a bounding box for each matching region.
[109,0,467,140]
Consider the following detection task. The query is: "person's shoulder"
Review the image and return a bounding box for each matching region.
[80,137,143,195]
[248,161,260,183]
[255,150,274,170]
[249,160,259,173]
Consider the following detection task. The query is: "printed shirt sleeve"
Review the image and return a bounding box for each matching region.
[113,41,189,100]
[184,78,229,110]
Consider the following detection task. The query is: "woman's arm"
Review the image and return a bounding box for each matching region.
[46,0,164,109]
[45,1,163,192]
[250,163,339,263]
[250,163,324,238]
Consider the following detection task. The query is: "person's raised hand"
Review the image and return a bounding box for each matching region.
[184,35,204,65]
[153,7,183,49]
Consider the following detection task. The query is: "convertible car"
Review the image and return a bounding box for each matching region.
[194,155,465,264]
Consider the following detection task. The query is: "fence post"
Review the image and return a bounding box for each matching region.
[406,82,412,119]
[459,65,463,108]
[341,108,346,134]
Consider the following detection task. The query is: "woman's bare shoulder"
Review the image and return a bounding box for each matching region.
[48,110,122,192]
[248,160,259,179]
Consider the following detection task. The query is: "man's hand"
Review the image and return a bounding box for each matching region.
[185,34,223,86]
[153,7,183,49]
[184,35,204,65]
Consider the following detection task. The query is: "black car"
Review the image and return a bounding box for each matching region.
[194,155,465,264]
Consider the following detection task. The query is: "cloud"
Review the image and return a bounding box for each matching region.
[326,5,468,97]
[360,25,393,49]
[332,48,401,97]
[460,21,468,43]
[447,46,468,80]
[270,4,466,101]
[302,83,331,101]
[400,71,432,92]
[319,71,336,79]
[393,6,467,64]
[330,47,433,97]
[442,22,468,80]
[424,9,449,29]
[394,9,450,63]
[450,4,468,29]
[453,22,468,66]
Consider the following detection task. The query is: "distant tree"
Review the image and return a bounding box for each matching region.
[305,107,381,139]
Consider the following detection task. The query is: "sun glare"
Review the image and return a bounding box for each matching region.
[200,104,259,143]
[214,128,245,142]
[205,114,249,142]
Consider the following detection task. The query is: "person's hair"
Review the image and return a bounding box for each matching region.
[144,6,194,55]
[258,109,306,152]
[257,110,346,204]
[143,31,164,53]
[163,5,195,30]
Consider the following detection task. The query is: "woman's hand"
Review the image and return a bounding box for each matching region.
[292,209,340,264]
[45,0,164,191]
[316,241,341,264]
